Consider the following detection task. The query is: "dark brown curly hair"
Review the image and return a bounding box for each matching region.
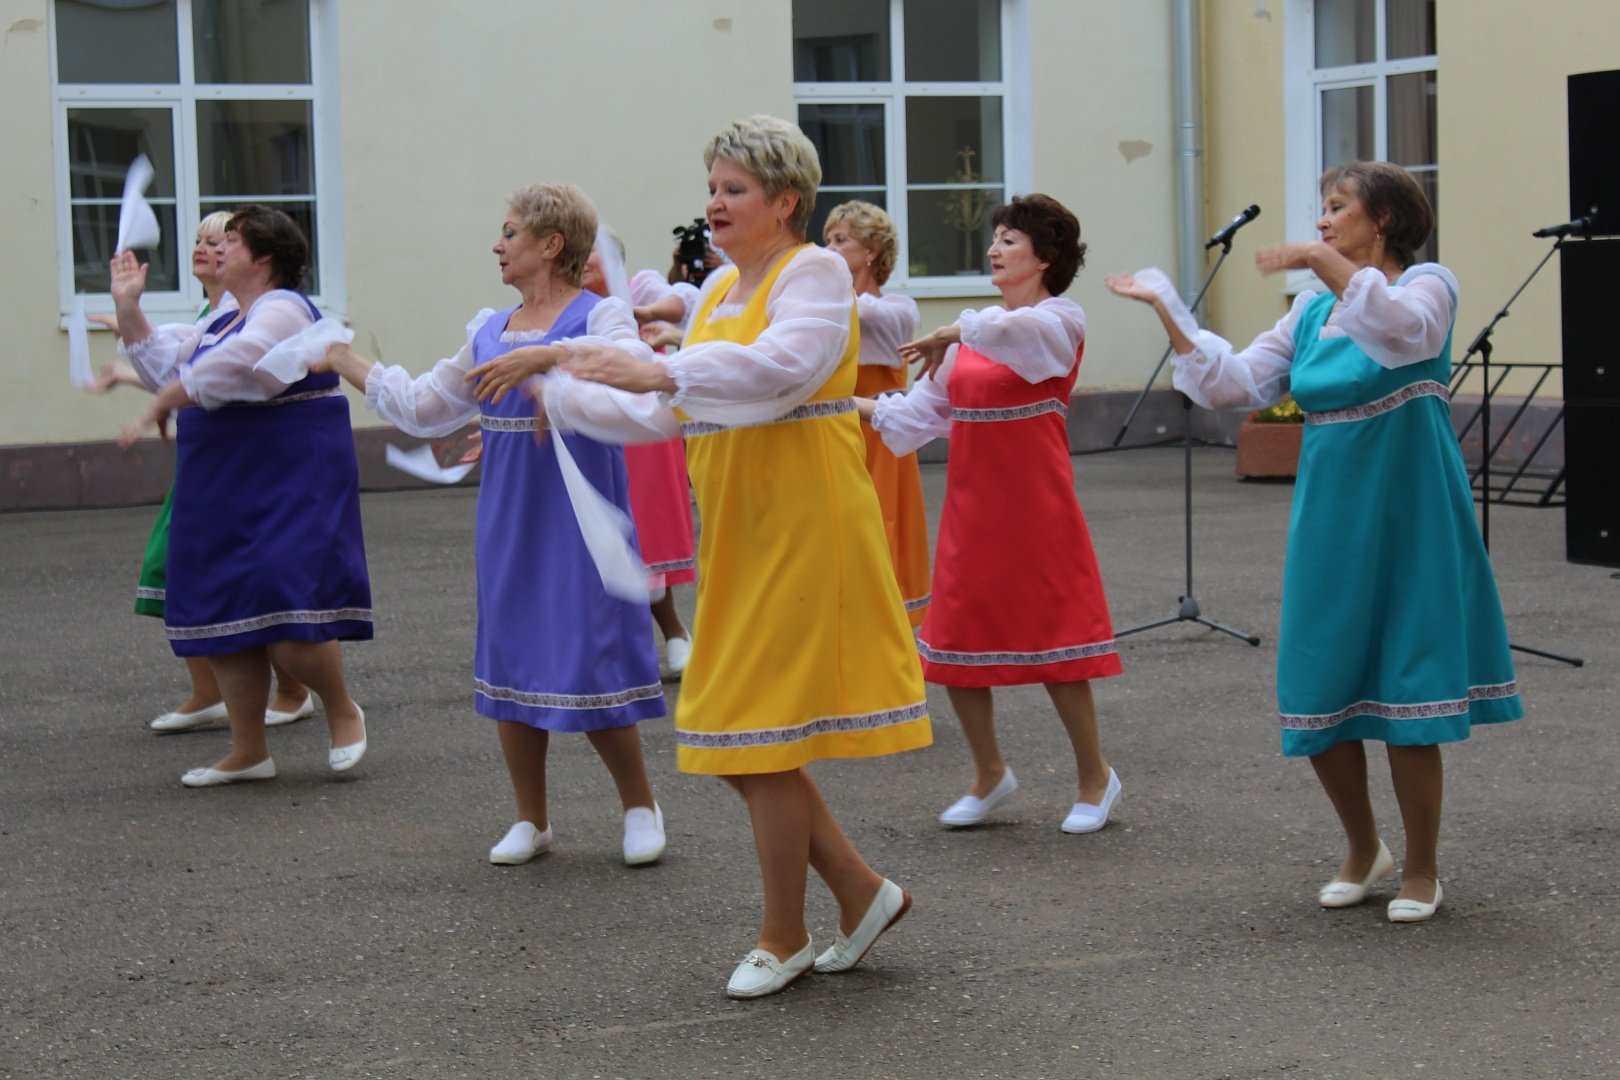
[224,205,309,290]
[990,193,1086,294]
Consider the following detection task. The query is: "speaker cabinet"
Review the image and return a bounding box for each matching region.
[1564,403,1619,568]
[1560,239,1620,404]
[1569,69,1620,237]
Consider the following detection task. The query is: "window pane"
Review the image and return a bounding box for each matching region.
[66,108,175,200]
[793,0,889,81]
[799,103,886,188]
[1387,70,1436,167]
[1386,0,1436,60]
[196,100,314,197]
[1320,85,1374,167]
[55,0,178,84]
[202,199,319,294]
[193,0,311,85]
[908,186,1001,277]
[907,97,1003,184]
[808,189,886,250]
[1314,0,1374,68]
[904,0,1000,81]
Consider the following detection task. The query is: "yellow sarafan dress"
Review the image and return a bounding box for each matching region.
[674,247,932,775]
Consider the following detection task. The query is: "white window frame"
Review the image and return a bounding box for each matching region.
[1282,0,1437,291]
[794,0,1032,299]
[50,0,344,325]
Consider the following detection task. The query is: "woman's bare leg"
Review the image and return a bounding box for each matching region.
[584,725,657,810]
[498,721,550,829]
[264,640,361,747]
[1045,679,1111,803]
[174,656,222,713]
[946,685,1006,797]
[1309,740,1384,883]
[1387,743,1444,903]
[202,649,272,770]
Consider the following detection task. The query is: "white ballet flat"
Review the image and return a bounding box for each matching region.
[726,941,814,1000]
[814,878,911,973]
[939,769,1018,827]
[328,706,366,773]
[1061,769,1123,834]
[665,635,692,675]
[265,693,315,728]
[180,758,276,787]
[150,701,228,734]
[1319,839,1395,908]
[489,821,553,865]
[622,804,666,866]
[1388,881,1444,923]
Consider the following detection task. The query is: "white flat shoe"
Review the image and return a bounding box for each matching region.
[150,701,228,734]
[265,693,315,728]
[622,804,666,866]
[939,769,1018,827]
[1319,839,1395,908]
[726,941,814,1000]
[489,821,553,865]
[328,706,366,773]
[1388,881,1443,923]
[665,635,692,676]
[814,878,911,973]
[180,758,276,787]
[1061,769,1123,834]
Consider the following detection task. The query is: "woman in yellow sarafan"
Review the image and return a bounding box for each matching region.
[538,116,931,1000]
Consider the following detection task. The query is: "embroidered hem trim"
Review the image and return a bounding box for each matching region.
[677,700,928,750]
[135,586,166,601]
[1303,380,1448,426]
[951,399,1068,423]
[680,398,855,438]
[645,556,696,575]
[918,638,1119,666]
[1280,681,1520,729]
[474,678,664,711]
[481,415,541,432]
[166,606,374,640]
[227,386,344,409]
[904,593,931,612]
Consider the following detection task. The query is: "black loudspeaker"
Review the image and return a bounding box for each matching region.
[1559,239,1620,404]
[1570,69,1620,237]
[1564,404,1619,567]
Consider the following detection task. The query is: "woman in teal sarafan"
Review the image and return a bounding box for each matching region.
[1107,161,1521,924]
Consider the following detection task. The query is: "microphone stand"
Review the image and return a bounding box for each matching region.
[1459,237,1584,667]
[1113,235,1261,646]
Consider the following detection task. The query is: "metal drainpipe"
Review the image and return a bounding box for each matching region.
[1171,0,1205,314]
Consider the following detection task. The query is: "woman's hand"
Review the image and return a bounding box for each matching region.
[466,344,561,404]
[108,251,149,307]
[118,400,170,449]
[855,396,879,421]
[898,323,961,382]
[561,344,676,394]
[1255,242,1323,276]
[457,430,484,465]
[85,361,142,394]
[639,321,683,350]
[1102,272,1160,305]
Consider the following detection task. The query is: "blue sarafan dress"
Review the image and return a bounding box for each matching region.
[1276,270,1522,756]
[466,296,664,731]
[166,295,373,655]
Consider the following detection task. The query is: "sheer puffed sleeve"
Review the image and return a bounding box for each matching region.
[855,293,920,368]
[124,298,241,393]
[662,245,854,423]
[871,346,956,454]
[958,296,1085,382]
[363,309,493,438]
[174,291,315,409]
[539,297,680,444]
[1335,263,1458,369]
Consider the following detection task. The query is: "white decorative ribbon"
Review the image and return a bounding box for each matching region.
[67,295,93,388]
[115,155,161,253]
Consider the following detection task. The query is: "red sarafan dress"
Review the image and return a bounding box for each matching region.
[624,270,698,589]
[877,298,1122,688]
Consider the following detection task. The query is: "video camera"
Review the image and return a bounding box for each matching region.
[673,218,713,287]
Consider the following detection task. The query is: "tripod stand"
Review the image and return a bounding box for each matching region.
[1111,240,1261,646]
[1458,238,1584,667]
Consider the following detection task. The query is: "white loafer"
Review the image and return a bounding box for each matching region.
[328,706,366,773]
[1061,769,1123,834]
[939,769,1018,827]
[1388,881,1443,923]
[265,693,315,728]
[814,878,911,973]
[180,758,276,787]
[665,635,692,675]
[726,941,815,1000]
[1319,839,1395,908]
[622,804,666,866]
[489,821,553,865]
[150,701,228,734]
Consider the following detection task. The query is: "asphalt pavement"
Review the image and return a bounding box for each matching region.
[2,446,1615,1079]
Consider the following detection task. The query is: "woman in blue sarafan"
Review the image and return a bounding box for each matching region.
[1107,161,1522,924]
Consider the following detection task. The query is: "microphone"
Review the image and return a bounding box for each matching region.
[1205,205,1261,249]
[1531,213,1596,239]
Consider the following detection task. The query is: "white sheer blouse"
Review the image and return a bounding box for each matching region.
[1131,263,1459,412]
[855,292,920,369]
[124,291,312,410]
[870,296,1087,456]
[629,270,701,330]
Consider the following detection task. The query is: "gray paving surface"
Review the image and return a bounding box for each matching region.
[1,447,1615,1079]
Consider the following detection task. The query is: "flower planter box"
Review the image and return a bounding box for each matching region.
[1235,419,1302,479]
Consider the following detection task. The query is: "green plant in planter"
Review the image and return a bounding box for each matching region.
[1250,397,1304,423]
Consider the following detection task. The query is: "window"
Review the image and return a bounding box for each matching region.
[1284,0,1437,264]
[51,0,341,317]
[793,0,1030,294]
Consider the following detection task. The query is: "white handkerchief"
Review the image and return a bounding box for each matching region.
[253,317,354,384]
[385,443,475,485]
[67,295,93,388]
[115,155,161,253]
[595,223,634,305]
[551,430,648,602]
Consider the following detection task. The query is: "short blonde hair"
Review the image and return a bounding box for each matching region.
[197,210,231,238]
[506,183,598,285]
[824,200,898,285]
[704,115,821,240]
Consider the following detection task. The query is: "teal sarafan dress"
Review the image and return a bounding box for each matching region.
[1276,267,1523,756]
